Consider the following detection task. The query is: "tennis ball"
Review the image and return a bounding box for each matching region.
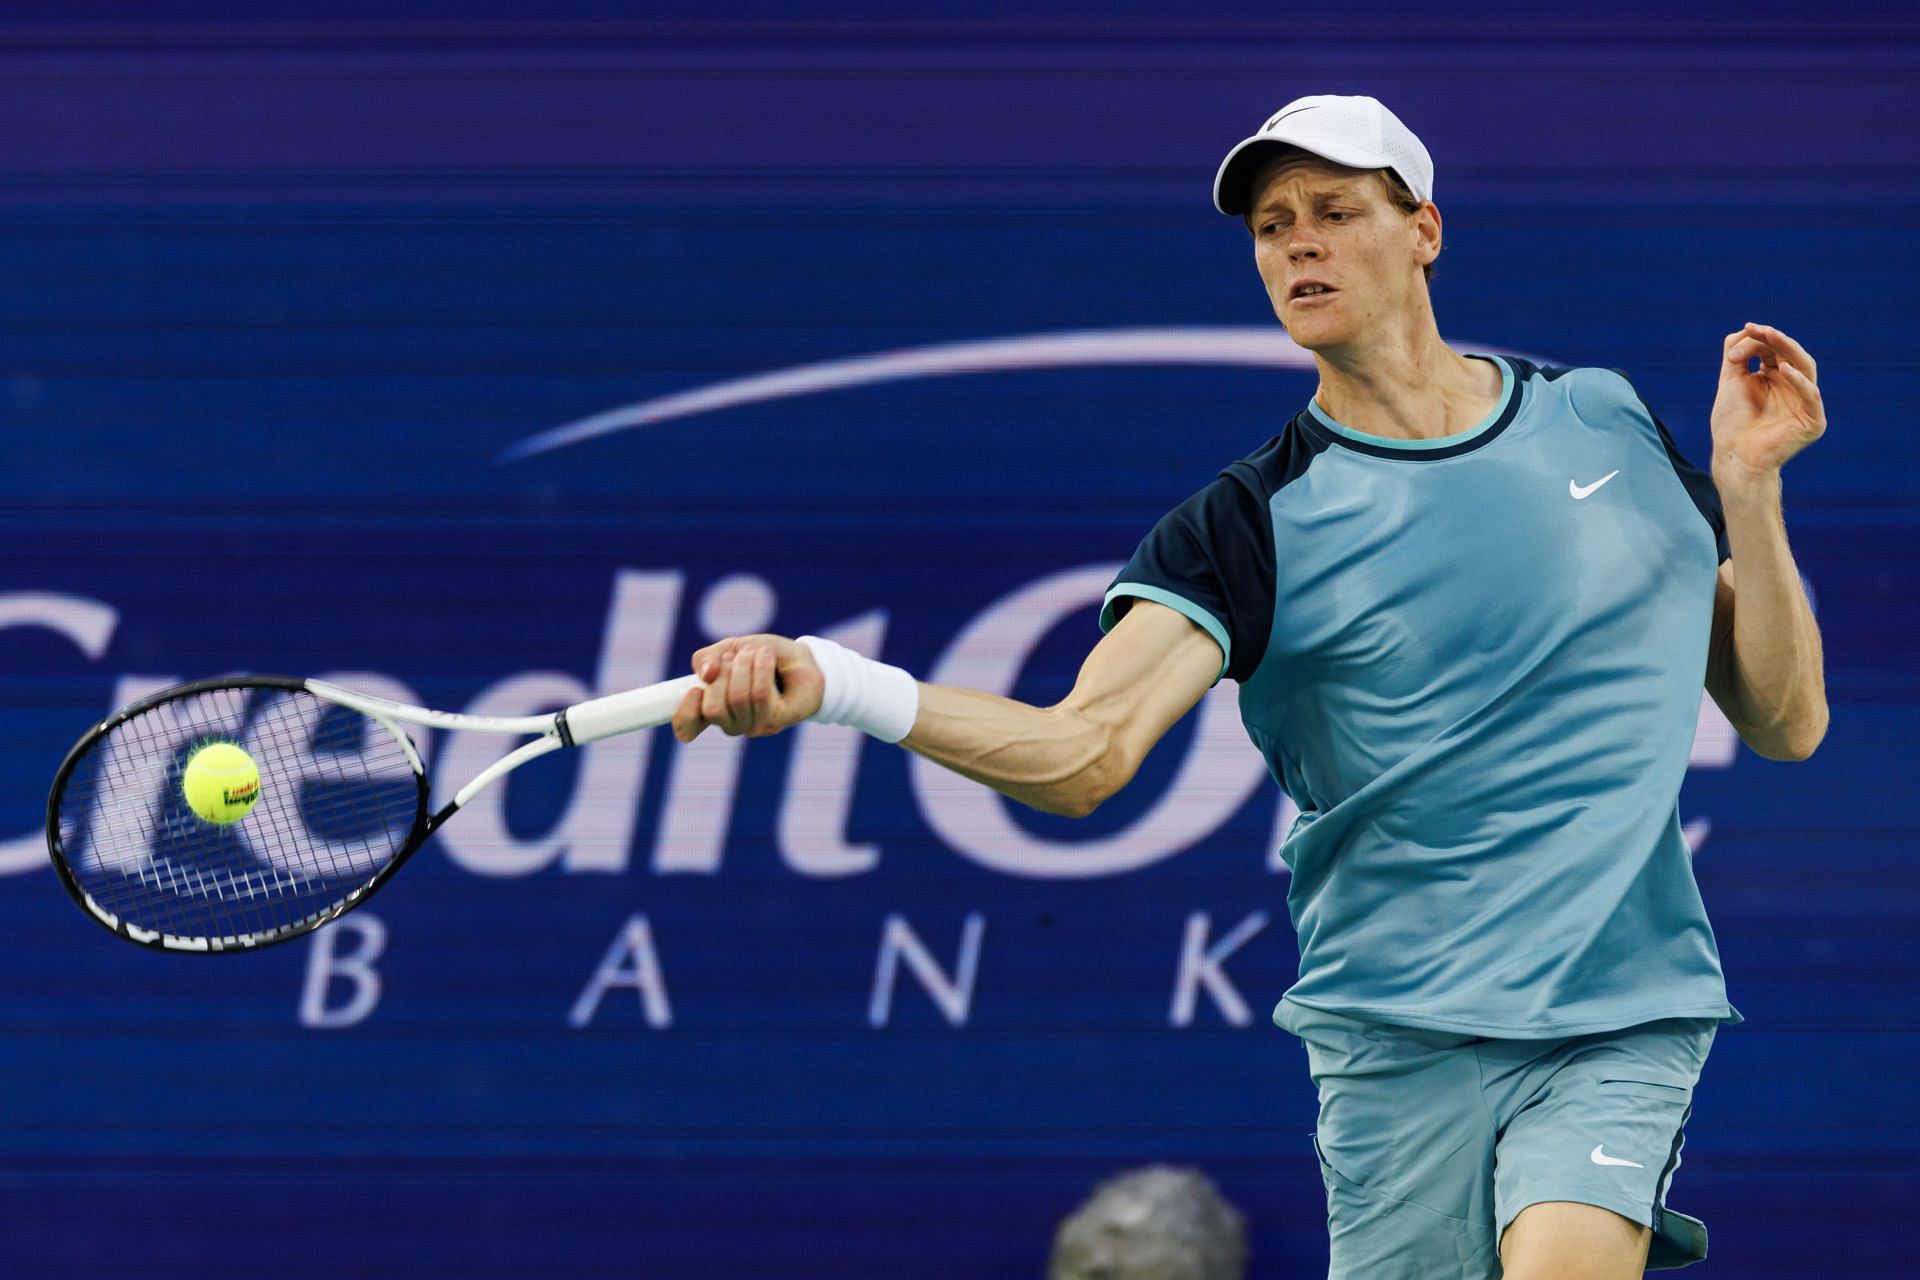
[182,741,261,825]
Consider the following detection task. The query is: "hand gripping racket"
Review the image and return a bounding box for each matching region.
[45,673,703,953]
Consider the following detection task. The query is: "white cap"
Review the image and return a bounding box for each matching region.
[1213,94,1433,216]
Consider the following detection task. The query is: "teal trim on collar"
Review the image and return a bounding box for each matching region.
[1099,583,1229,682]
[1304,354,1515,453]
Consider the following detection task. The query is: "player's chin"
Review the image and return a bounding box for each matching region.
[1281,319,1343,352]
[1283,299,1364,349]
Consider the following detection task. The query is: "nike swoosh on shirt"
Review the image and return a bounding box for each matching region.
[1590,1145,1645,1169]
[1570,470,1621,499]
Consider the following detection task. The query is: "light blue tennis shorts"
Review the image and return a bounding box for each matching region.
[1280,1003,1719,1277]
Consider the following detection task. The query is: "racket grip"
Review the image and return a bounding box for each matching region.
[564,675,706,745]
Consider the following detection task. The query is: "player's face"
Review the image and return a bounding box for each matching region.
[1247,155,1431,350]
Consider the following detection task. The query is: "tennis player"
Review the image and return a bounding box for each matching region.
[670,94,1828,1279]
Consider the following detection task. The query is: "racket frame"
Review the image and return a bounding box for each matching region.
[45,672,702,955]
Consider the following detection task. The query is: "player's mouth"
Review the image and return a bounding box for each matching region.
[1289,280,1338,307]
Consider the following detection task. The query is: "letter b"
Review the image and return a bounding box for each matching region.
[298,915,387,1029]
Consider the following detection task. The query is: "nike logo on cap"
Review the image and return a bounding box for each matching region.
[1263,105,1314,132]
[1590,1145,1644,1168]
[1570,470,1620,500]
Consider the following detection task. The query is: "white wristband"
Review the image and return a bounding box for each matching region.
[796,635,920,744]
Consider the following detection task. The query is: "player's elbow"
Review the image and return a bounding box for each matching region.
[1776,706,1829,762]
[1747,704,1829,762]
[1035,729,1138,819]
[1041,782,1107,820]
[1040,779,1114,820]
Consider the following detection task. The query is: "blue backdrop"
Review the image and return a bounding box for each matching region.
[1,4,1914,1276]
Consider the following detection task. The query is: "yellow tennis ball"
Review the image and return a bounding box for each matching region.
[182,742,261,825]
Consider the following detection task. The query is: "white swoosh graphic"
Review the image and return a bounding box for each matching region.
[1590,1145,1645,1168]
[1570,469,1621,499]
[1589,1151,1651,1174]
[501,327,1541,461]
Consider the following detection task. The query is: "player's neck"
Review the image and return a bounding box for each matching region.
[1309,313,1499,442]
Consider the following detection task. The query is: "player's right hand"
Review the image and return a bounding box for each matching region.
[672,634,824,742]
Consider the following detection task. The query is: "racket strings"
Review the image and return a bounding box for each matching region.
[56,685,424,947]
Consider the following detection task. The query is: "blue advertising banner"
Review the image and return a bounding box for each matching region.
[1,5,1915,1277]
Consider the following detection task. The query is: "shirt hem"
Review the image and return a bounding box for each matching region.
[1275,993,1743,1039]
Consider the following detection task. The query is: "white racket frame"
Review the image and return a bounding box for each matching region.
[48,671,709,953]
[306,673,707,810]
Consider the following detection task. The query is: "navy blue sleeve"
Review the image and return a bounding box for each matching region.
[1099,464,1276,684]
[1653,415,1732,563]
[1623,384,1732,564]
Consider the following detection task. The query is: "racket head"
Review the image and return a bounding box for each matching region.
[46,676,431,954]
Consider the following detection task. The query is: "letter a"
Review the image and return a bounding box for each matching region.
[569,914,673,1029]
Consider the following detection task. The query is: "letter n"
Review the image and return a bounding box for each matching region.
[868,913,984,1028]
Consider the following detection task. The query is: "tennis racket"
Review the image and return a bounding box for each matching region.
[45,672,704,954]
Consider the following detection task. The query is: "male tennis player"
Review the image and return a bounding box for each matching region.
[669,95,1828,1279]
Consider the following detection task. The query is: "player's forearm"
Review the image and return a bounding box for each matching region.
[1713,462,1829,760]
[901,683,1123,818]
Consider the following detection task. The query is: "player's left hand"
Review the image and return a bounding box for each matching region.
[1710,322,1825,482]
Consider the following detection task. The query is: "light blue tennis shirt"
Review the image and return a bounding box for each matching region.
[1101,356,1740,1037]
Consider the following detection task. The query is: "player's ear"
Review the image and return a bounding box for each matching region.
[1412,201,1442,267]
